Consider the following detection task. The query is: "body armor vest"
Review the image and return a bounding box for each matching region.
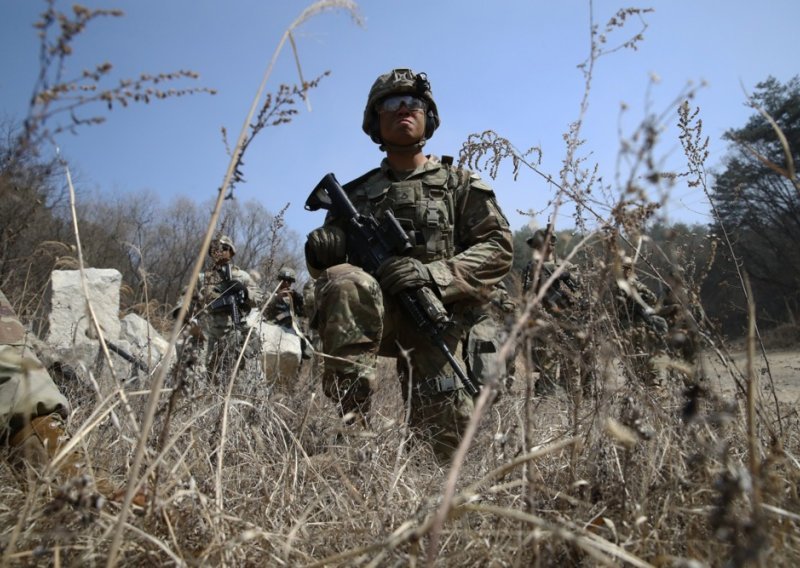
[348,165,458,263]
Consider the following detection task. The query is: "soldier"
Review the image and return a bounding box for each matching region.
[304,68,513,462]
[613,256,669,386]
[523,228,591,397]
[174,235,262,384]
[266,267,304,329]
[1,289,144,506]
[266,267,312,360]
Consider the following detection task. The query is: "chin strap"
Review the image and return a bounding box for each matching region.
[379,137,427,153]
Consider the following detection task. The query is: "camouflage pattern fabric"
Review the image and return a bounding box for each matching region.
[309,156,512,461]
[529,311,594,397]
[0,289,69,440]
[614,276,667,386]
[266,287,304,328]
[302,280,316,321]
[486,281,519,379]
[525,259,594,396]
[174,264,262,384]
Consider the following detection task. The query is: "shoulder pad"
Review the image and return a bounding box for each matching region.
[343,168,381,192]
[469,174,493,192]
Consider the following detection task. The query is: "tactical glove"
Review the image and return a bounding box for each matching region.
[648,314,669,335]
[305,226,347,270]
[376,256,432,296]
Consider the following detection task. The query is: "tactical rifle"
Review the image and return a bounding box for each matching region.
[207,264,248,326]
[305,173,480,397]
[523,260,579,311]
[106,340,150,374]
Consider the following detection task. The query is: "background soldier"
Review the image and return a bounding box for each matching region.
[174,235,262,384]
[523,228,591,397]
[266,267,312,360]
[266,267,304,328]
[304,68,513,462]
[613,256,669,386]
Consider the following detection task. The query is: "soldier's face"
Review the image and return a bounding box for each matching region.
[210,244,233,265]
[378,96,426,146]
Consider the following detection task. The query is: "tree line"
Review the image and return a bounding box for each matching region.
[3,75,798,342]
[0,130,304,335]
[505,76,799,340]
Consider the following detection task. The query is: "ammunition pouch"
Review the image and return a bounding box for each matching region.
[416,374,461,397]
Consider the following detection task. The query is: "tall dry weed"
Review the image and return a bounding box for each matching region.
[2,3,799,568]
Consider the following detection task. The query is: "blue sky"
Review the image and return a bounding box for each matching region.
[2,0,797,240]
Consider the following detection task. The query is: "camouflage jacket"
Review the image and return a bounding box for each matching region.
[314,156,513,306]
[523,258,581,314]
[266,287,304,326]
[615,277,659,327]
[173,263,261,323]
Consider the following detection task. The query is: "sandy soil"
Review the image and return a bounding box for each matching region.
[704,348,800,406]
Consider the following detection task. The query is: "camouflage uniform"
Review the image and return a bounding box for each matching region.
[1,289,69,444]
[266,268,312,360]
[198,265,261,382]
[526,256,592,397]
[309,156,512,460]
[174,237,262,384]
[613,261,668,386]
[302,279,316,322]
[265,287,304,328]
[465,281,518,392]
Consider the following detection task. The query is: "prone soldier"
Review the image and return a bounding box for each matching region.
[1,288,144,506]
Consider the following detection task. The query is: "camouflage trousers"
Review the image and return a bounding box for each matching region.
[204,318,261,385]
[314,264,478,462]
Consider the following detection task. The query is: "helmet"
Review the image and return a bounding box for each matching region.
[210,234,236,256]
[526,229,556,250]
[278,267,296,282]
[362,68,440,144]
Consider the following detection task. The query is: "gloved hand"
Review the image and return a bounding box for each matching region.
[648,314,669,335]
[376,256,432,295]
[305,226,346,269]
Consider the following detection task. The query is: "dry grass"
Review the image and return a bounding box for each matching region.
[3,2,799,566]
[2,340,799,566]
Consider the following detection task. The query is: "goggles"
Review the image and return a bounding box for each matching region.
[377,94,426,113]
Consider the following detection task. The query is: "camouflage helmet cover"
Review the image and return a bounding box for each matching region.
[210,234,236,256]
[362,68,440,144]
[278,267,297,282]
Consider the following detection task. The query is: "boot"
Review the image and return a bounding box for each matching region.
[8,414,146,509]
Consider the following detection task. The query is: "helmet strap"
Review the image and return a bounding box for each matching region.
[379,138,427,153]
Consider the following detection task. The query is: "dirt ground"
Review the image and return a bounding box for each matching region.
[704,348,800,406]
